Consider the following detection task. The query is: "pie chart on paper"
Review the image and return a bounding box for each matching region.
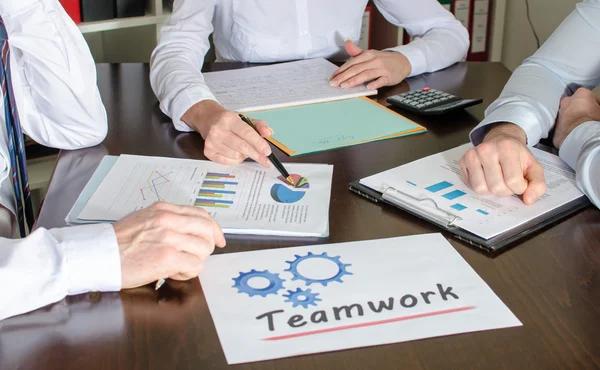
[277,174,310,188]
[270,174,309,203]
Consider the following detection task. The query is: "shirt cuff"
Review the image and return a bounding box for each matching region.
[469,104,544,146]
[385,44,426,78]
[51,223,121,295]
[167,88,218,132]
[559,121,600,170]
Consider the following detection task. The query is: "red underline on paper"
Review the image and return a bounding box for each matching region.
[261,305,476,341]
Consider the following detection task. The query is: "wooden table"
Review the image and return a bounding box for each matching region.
[2,63,599,370]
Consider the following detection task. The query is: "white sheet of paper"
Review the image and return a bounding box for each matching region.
[199,234,521,364]
[359,144,584,239]
[203,58,377,112]
[78,155,333,236]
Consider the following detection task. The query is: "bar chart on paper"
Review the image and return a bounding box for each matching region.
[417,180,490,215]
[195,172,239,209]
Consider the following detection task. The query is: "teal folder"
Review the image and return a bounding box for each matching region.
[246,97,427,156]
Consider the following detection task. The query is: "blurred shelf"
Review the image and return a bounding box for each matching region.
[78,14,169,34]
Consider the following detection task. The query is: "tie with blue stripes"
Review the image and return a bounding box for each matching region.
[0,16,35,237]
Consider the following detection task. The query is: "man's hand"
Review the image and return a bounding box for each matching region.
[182,100,274,166]
[459,123,547,205]
[553,87,600,149]
[113,202,226,289]
[329,40,412,90]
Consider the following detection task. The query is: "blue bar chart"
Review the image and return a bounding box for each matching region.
[442,189,467,200]
[450,203,467,211]
[420,180,490,216]
[425,181,453,193]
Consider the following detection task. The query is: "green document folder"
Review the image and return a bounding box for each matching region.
[246,97,427,156]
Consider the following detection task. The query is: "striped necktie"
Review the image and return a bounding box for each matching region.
[0,16,34,237]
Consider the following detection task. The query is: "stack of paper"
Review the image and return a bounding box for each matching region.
[203,58,426,156]
[203,58,376,112]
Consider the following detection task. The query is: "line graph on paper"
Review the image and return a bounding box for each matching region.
[78,160,205,221]
[140,170,175,201]
[109,163,201,213]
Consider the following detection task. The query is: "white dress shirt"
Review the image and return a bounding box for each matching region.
[0,0,121,321]
[470,0,600,209]
[150,0,470,132]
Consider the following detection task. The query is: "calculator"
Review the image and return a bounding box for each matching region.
[386,87,483,115]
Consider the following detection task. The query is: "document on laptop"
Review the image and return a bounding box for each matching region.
[351,144,588,251]
[203,58,376,112]
[75,155,333,237]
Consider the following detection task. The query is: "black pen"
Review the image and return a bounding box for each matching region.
[238,114,294,186]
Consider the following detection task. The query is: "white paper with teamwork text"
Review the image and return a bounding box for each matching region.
[199,234,521,364]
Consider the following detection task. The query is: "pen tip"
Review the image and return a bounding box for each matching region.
[286,176,295,186]
[155,279,166,290]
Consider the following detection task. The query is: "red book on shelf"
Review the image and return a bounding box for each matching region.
[59,0,82,24]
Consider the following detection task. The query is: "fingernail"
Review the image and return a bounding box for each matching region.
[266,160,273,168]
[340,82,348,89]
[269,128,275,135]
[329,80,336,87]
[263,148,272,156]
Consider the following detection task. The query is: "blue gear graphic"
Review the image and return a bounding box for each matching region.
[232,269,285,297]
[284,252,352,286]
[283,288,322,309]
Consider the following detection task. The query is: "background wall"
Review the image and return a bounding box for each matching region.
[84,26,157,63]
[501,0,579,70]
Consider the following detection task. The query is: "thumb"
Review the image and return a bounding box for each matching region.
[522,160,546,205]
[345,40,363,57]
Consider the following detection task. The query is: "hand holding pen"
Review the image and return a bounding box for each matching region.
[183,100,276,167]
[111,202,226,291]
[238,113,294,185]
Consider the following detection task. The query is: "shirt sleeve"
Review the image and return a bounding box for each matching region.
[149,0,216,132]
[470,0,600,146]
[1,0,108,149]
[0,223,122,321]
[559,121,600,209]
[374,0,470,77]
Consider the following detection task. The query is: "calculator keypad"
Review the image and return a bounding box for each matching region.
[388,88,460,111]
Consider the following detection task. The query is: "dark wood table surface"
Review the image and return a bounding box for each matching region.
[2,62,599,370]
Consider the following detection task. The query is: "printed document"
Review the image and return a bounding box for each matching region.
[359,144,585,239]
[78,155,333,237]
[199,233,521,364]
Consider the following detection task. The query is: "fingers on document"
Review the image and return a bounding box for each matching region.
[461,148,490,194]
[460,145,546,206]
[150,202,226,249]
[523,161,546,205]
[330,50,375,86]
